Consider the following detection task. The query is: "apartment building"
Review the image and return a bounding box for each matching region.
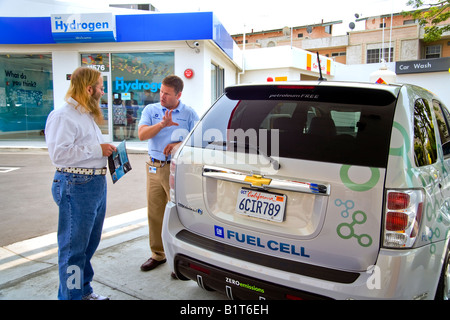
[232,10,450,65]
[233,21,348,64]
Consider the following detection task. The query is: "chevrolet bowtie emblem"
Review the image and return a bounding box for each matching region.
[244,174,272,188]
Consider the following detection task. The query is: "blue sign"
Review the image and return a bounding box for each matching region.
[51,13,116,43]
[0,13,233,59]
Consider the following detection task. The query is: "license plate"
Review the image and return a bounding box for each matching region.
[236,188,286,222]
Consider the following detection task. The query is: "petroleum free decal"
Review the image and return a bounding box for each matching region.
[214,225,310,258]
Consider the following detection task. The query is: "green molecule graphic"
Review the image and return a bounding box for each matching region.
[335,199,373,248]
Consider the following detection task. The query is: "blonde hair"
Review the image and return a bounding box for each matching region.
[65,67,103,123]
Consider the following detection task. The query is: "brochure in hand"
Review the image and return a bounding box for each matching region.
[108,140,132,184]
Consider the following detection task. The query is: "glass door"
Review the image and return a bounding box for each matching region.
[82,52,175,142]
[81,53,112,142]
[100,73,112,142]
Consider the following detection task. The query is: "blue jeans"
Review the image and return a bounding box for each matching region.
[52,171,107,300]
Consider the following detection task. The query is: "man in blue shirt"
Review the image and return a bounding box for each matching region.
[138,75,198,273]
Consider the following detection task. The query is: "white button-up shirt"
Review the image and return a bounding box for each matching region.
[45,97,106,169]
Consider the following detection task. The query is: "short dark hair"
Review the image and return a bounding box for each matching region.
[162,75,184,94]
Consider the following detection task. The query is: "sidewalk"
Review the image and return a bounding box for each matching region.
[0,208,224,300]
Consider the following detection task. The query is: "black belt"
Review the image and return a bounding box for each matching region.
[151,157,170,164]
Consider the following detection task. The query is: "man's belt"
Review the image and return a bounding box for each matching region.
[150,157,170,164]
[56,167,108,176]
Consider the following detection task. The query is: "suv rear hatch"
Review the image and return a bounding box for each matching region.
[173,82,399,273]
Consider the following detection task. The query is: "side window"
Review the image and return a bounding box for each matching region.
[414,98,437,166]
[433,100,450,158]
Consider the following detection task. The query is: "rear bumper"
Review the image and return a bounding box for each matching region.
[174,254,330,300]
[162,201,444,300]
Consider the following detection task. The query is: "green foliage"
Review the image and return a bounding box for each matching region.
[406,0,450,42]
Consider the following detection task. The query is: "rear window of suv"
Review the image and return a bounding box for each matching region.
[187,84,398,168]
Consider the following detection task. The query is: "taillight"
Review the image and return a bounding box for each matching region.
[387,192,410,210]
[169,159,176,203]
[383,189,424,248]
[386,212,409,231]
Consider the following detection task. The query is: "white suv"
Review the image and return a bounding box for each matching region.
[162,81,450,300]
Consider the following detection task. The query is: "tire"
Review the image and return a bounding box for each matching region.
[435,244,450,300]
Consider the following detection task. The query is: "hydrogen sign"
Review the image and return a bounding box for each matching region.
[51,13,116,43]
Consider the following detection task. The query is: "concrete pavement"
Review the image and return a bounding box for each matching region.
[0,143,224,300]
[0,144,149,246]
[0,207,224,300]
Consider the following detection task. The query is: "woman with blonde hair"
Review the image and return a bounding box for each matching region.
[45,67,116,300]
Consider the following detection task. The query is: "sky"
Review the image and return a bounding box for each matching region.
[57,0,418,35]
[147,0,416,35]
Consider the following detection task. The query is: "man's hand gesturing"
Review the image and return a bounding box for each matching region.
[160,110,179,129]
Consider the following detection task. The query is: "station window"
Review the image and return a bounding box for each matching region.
[81,52,175,142]
[110,52,174,141]
[0,54,53,141]
[211,63,224,105]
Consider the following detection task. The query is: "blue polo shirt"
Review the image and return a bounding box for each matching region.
[139,101,199,160]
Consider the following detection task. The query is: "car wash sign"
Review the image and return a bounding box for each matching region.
[51,13,116,43]
[396,57,450,74]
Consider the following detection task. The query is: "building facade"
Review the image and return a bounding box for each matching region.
[233,21,348,64]
[1,3,448,146]
[0,11,240,144]
[232,10,450,65]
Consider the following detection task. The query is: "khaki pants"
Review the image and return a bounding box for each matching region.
[146,160,170,261]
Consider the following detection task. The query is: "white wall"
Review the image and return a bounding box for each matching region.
[1,40,236,116]
[52,51,80,108]
[203,41,241,113]
[239,46,335,84]
[241,68,303,83]
[334,62,450,105]
[397,71,450,106]
[174,42,207,113]
[0,40,239,146]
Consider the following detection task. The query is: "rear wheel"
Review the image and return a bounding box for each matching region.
[435,244,450,300]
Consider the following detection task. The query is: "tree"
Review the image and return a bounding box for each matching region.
[406,0,450,42]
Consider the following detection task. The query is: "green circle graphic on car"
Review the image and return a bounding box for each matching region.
[340,165,380,192]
